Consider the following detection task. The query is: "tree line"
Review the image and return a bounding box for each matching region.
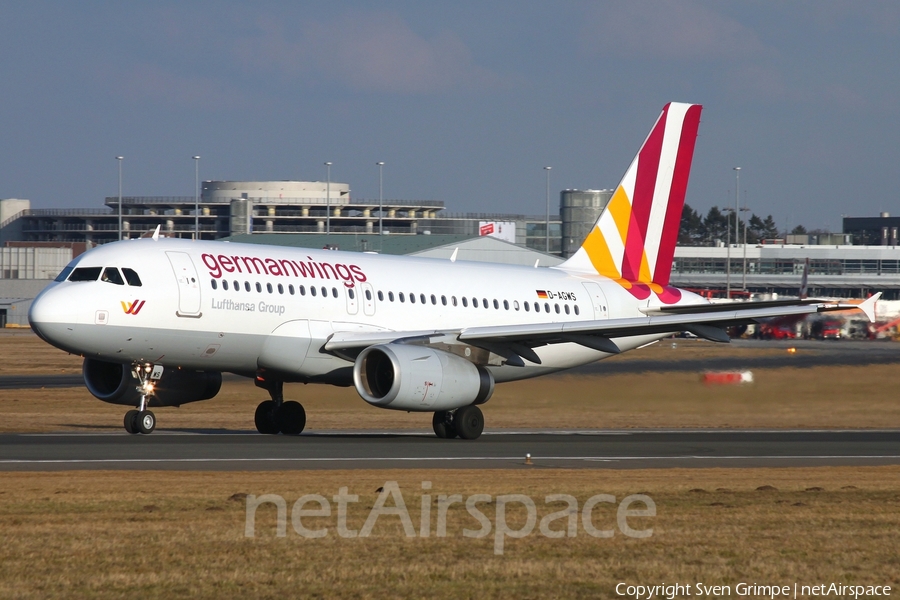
[678,204,782,246]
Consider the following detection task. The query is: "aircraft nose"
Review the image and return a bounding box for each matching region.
[28,283,74,346]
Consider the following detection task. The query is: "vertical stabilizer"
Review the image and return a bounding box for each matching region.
[559,103,702,303]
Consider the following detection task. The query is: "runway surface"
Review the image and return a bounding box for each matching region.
[2,429,899,471]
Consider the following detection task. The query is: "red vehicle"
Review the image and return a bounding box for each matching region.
[758,321,798,340]
[811,318,843,340]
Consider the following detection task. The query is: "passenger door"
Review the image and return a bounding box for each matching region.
[166,251,202,317]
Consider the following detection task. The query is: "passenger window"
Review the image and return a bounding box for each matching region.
[101,267,125,285]
[420,294,426,304]
[389,291,395,302]
[266,283,273,294]
[221,280,228,291]
[441,295,447,306]
[377,291,384,301]
[348,288,355,300]
[564,304,570,315]
[545,303,550,313]
[244,281,250,292]
[483,299,489,309]
[256,282,262,293]
[492,299,498,309]
[278,284,284,294]
[462,297,468,307]
[121,268,142,287]
[534,303,540,312]
[410,293,416,304]
[574,305,580,316]
[524,302,530,312]
[452,296,457,306]
[321,287,327,297]
[366,289,372,301]
[234,280,240,291]
[472,298,478,308]
[503,300,509,310]
[514,300,520,311]
[300,285,306,296]
[311,286,317,297]
[289,285,295,295]
[430,294,436,305]
[555,304,560,314]
[68,267,102,282]
[332,288,338,298]
[211,280,218,290]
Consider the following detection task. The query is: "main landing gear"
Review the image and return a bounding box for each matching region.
[124,363,157,435]
[433,406,484,440]
[254,374,306,435]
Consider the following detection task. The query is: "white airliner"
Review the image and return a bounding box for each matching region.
[28,103,878,439]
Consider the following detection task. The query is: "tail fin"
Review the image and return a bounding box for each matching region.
[560,103,702,299]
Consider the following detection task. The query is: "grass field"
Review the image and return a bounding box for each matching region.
[1,468,898,599]
[2,332,900,432]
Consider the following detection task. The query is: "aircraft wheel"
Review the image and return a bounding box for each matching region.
[254,400,279,435]
[432,411,457,439]
[277,401,306,435]
[124,410,139,434]
[453,406,484,440]
[137,410,156,434]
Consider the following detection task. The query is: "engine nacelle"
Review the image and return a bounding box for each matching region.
[353,344,494,411]
[83,358,222,407]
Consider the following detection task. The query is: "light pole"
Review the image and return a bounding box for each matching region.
[740,205,750,291]
[193,156,200,240]
[732,167,741,296]
[325,161,332,235]
[544,166,552,253]
[116,156,123,241]
[377,161,385,235]
[724,204,733,298]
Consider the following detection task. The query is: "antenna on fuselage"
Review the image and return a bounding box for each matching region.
[534,259,540,268]
[450,248,458,263]
[152,225,160,241]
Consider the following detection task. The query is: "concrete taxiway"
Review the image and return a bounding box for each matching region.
[1,429,898,471]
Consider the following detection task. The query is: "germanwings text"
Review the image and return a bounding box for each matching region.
[201,253,367,287]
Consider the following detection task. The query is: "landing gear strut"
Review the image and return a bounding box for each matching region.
[433,406,484,440]
[254,374,306,435]
[123,363,157,435]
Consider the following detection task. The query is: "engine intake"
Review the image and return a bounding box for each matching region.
[353,344,494,411]
[83,358,222,407]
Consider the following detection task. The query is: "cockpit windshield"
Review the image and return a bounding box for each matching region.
[68,267,102,282]
[101,267,125,285]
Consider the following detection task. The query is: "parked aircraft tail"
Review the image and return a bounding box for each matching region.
[559,102,702,303]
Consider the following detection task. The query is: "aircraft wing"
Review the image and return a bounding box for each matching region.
[324,294,879,365]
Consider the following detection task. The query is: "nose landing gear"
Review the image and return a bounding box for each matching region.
[123,363,159,435]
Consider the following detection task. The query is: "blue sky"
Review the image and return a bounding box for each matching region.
[2,1,898,232]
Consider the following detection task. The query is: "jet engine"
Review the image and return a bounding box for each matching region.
[83,358,222,407]
[353,344,494,411]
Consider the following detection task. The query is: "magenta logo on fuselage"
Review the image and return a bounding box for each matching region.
[200,253,367,288]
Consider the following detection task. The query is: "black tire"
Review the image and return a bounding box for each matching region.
[432,411,456,439]
[124,410,139,434]
[276,401,306,435]
[137,410,156,434]
[453,406,484,440]
[254,400,279,435]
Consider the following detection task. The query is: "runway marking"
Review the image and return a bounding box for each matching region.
[2,455,900,465]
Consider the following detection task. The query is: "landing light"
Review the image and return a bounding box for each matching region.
[787,347,797,354]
